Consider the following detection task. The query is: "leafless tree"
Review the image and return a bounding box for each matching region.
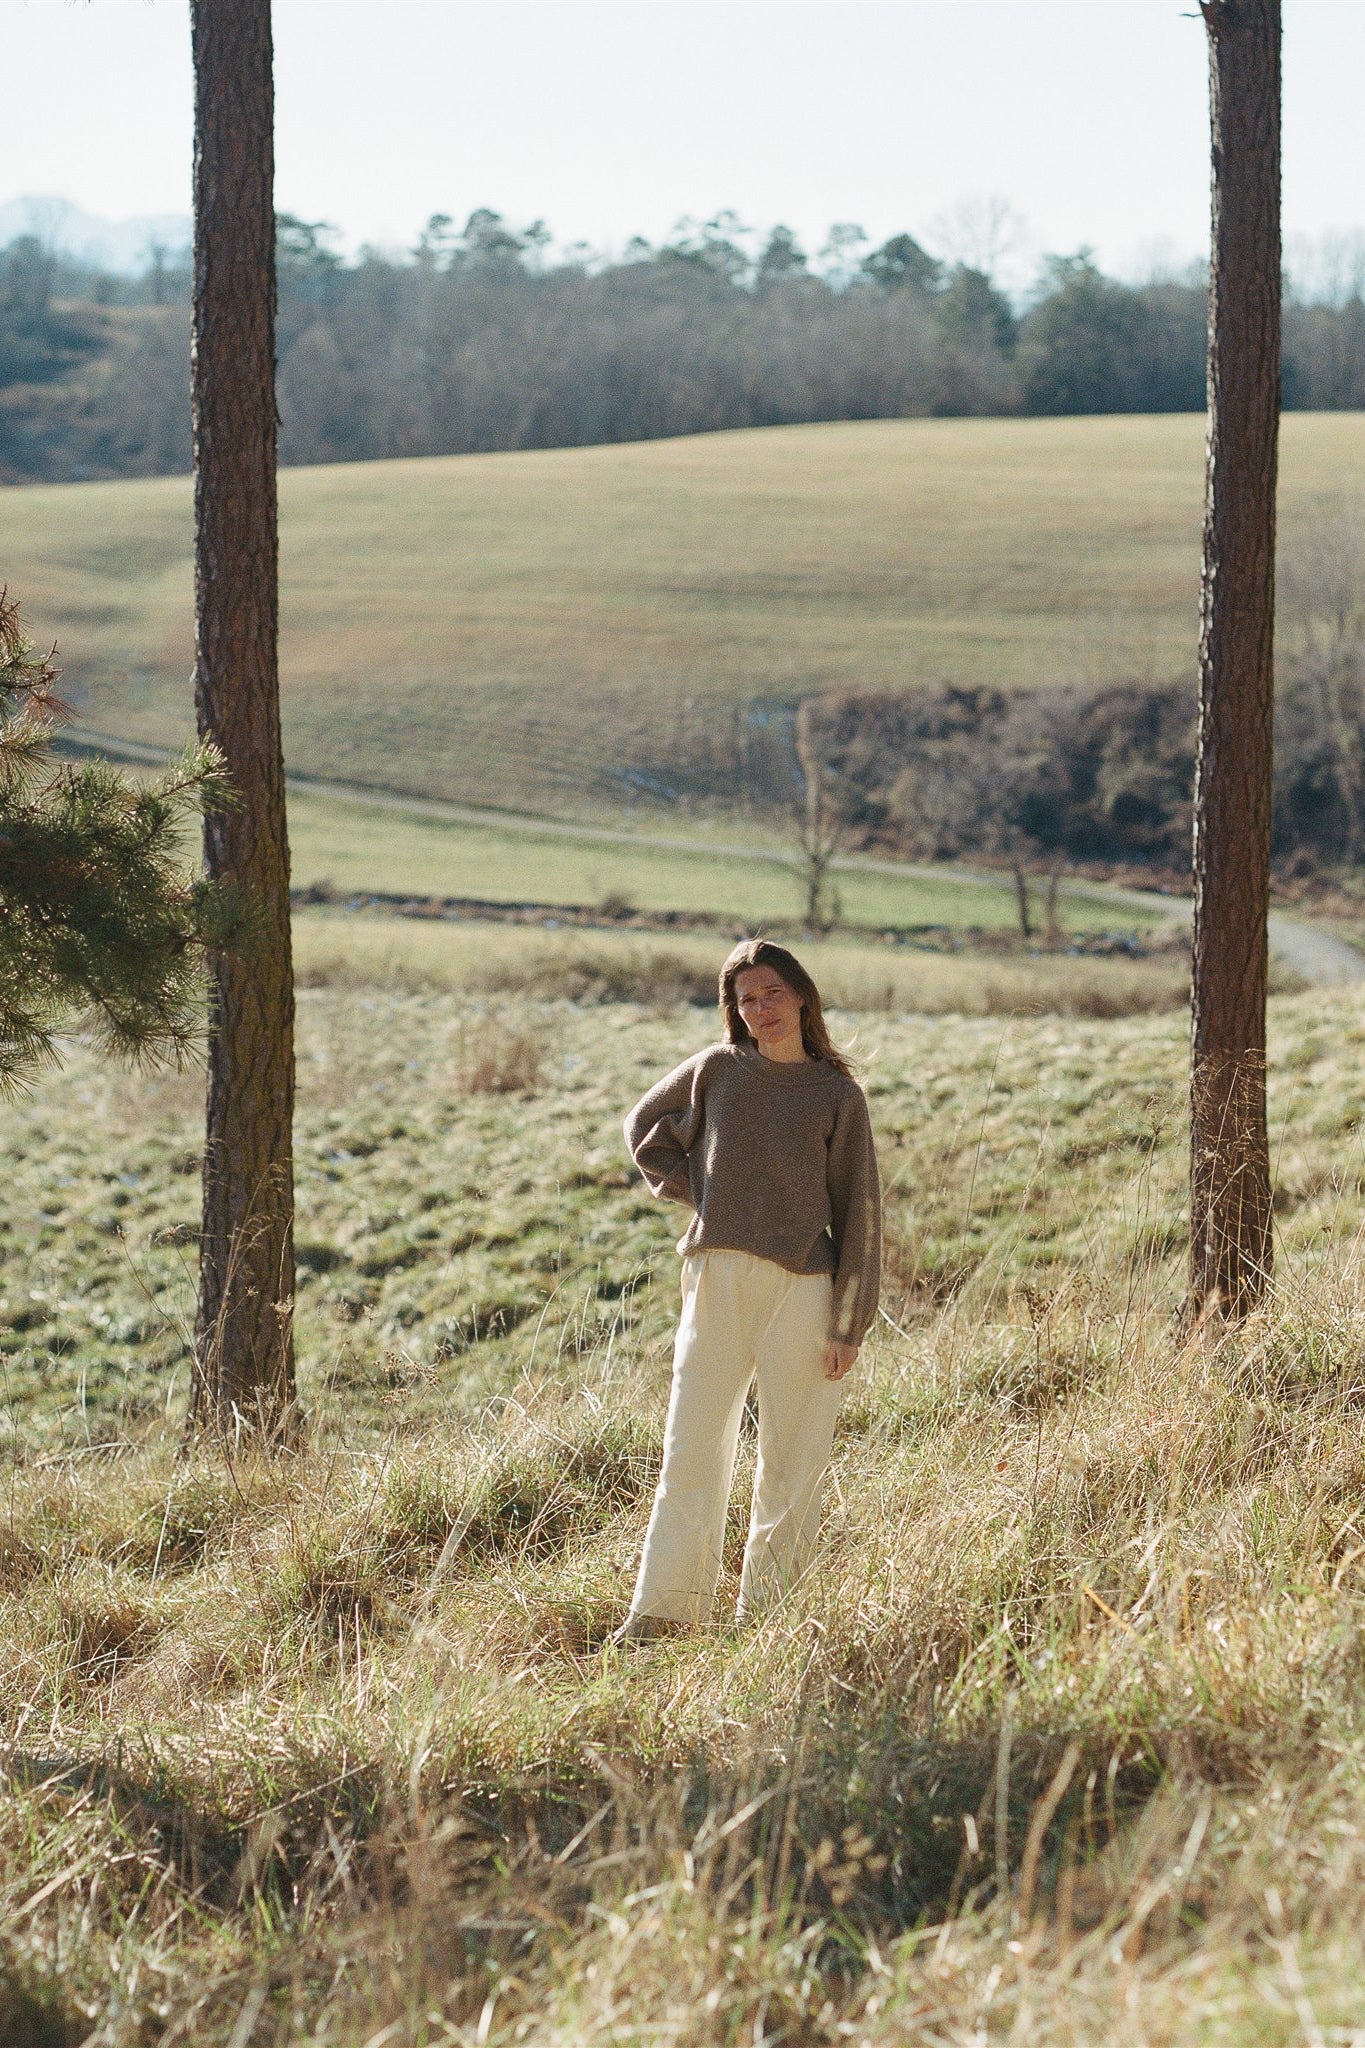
[928,191,1029,286]
[1189,0,1281,1323]
[793,700,844,933]
[187,0,298,1438]
[1278,497,1365,858]
[1002,830,1036,942]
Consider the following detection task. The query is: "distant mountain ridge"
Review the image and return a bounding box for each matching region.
[0,194,190,273]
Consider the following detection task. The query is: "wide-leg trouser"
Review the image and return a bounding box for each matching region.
[628,1249,845,1625]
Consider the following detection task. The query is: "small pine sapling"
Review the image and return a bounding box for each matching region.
[0,588,234,1092]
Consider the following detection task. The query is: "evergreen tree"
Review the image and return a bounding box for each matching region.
[0,589,230,1092]
[861,232,941,296]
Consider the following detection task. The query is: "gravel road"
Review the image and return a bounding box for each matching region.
[1266,912,1365,985]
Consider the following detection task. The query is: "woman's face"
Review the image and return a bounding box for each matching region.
[734,964,804,1049]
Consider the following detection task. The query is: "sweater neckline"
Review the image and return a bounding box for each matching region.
[735,1044,836,1087]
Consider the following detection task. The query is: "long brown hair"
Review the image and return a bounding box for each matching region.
[718,939,856,1078]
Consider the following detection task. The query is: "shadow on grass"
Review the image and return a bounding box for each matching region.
[2,1703,1200,2045]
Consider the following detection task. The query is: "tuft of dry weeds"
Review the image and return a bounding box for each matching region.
[453,1017,544,1097]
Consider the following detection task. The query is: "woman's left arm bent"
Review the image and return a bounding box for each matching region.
[825,1083,883,1375]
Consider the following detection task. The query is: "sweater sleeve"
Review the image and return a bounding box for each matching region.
[826,1082,882,1346]
[623,1053,707,1206]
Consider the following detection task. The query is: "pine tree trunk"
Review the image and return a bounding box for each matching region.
[187,0,298,1436]
[1189,0,1280,1321]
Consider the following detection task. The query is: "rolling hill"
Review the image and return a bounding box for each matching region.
[4,412,1362,817]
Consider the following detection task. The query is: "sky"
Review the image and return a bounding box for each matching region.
[4,1,1365,290]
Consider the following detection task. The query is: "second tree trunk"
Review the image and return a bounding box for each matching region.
[188,0,298,1434]
[1189,0,1281,1320]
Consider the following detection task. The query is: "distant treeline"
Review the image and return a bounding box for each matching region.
[3,209,1365,482]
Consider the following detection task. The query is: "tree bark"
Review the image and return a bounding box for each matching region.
[1189,0,1280,1321]
[187,0,297,1435]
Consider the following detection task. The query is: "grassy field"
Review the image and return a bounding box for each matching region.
[282,785,1172,937]
[60,740,1175,938]
[292,911,1192,1012]
[6,413,1364,813]
[0,919,1191,1452]
[5,936,1365,2041]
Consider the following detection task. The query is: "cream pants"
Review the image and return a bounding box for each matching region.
[628,1249,845,1626]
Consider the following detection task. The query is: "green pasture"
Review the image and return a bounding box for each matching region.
[0,927,1186,1453]
[6,413,1363,813]
[283,785,1162,935]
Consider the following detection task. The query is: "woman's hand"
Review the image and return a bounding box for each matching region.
[823,1339,859,1382]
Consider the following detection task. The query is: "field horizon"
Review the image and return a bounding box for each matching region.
[6,412,1364,818]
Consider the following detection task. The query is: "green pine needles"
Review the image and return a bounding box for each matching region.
[0,588,235,1093]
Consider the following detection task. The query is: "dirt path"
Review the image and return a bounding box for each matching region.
[1066,878,1365,987]
[1266,912,1365,985]
[63,725,1365,987]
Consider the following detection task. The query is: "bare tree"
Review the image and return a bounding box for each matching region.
[1189,0,1281,1322]
[187,0,298,1438]
[1278,498,1365,859]
[793,700,843,933]
[927,190,1029,288]
[1003,829,1035,942]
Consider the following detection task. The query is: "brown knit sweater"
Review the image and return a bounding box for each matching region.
[623,1043,882,1346]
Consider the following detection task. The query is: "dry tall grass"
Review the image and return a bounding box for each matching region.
[291,912,1189,1020]
[5,986,1365,2041]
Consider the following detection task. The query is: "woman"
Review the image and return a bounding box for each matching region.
[615,938,881,1641]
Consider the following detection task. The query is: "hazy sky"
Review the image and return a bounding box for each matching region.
[6,1,1364,286]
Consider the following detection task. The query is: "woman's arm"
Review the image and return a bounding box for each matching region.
[826,1084,883,1348]
[623,1054,706,1205]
